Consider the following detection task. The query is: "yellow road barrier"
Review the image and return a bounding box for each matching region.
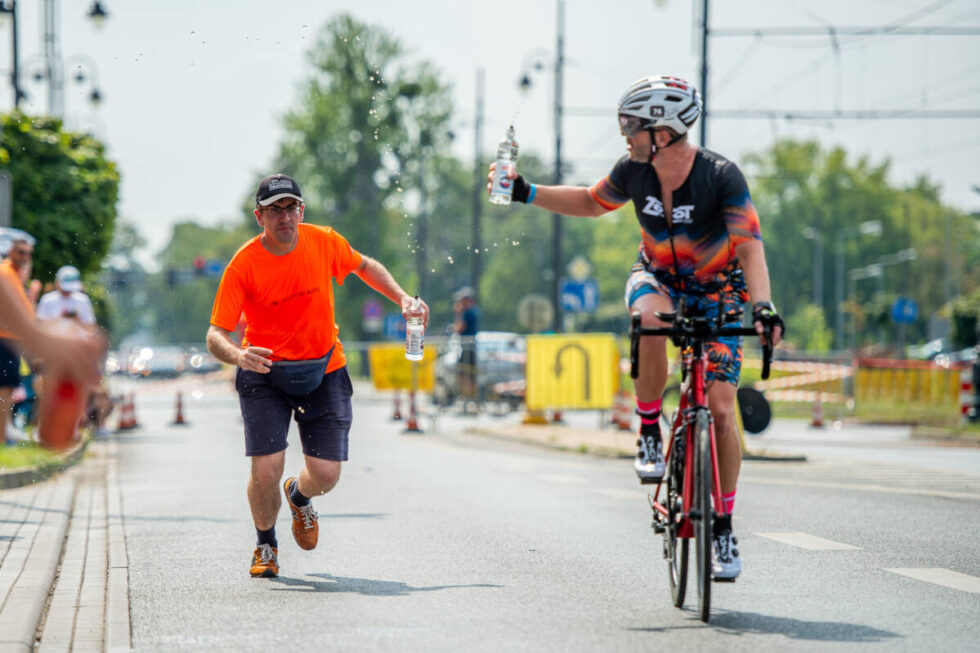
[368,343,436,392]
[526,333,619,411]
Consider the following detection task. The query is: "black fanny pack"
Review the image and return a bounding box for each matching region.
[268,344,336,396]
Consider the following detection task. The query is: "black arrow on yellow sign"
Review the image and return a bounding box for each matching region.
[553,343,591,401]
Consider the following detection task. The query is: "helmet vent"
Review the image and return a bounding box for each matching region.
[665,94,683,103]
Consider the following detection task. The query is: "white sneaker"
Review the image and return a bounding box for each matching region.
[712,529,741,580]
[634,423,665,482]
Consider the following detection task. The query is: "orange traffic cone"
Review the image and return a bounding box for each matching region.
[402,390,423,434]
[391,391,403,421]
[810,392,825,429]
[171,391,189,426]
[116,393,140,431]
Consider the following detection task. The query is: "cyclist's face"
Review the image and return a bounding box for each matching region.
[625,129,652,162]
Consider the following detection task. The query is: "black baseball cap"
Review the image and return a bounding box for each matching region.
[255,174,303,206]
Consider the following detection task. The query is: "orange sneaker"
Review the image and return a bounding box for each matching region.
[250,544,279,578]
[283,476,318,550]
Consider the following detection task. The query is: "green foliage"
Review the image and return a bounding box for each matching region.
[0,112,119,283]
[951,288,980,349]
[785,303,832,352]
[746,139,980,348]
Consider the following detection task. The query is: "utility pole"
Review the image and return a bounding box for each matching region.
[551,0,565,332]
[699,0,709,147]
[472,68,484,303]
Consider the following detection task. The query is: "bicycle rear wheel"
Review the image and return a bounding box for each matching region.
[693,408,713,623]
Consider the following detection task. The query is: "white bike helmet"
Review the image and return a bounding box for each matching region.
[617,75,702,138]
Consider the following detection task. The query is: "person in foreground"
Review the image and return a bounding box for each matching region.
[488,75,783,580]
[207,174,429,578]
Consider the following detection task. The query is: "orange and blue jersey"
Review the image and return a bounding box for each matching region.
[589,148,761,287]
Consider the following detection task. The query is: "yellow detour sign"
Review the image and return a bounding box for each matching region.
[526,333,619,411]
[368,343,436,391]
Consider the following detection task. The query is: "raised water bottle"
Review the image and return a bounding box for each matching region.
[489,125,519,205]
[405,296,425,361]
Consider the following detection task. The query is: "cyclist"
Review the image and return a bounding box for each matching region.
[487,75,783,580]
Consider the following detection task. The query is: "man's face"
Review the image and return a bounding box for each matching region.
[7,242,33,270]
[255,199,304,246]
[625,129,653,163]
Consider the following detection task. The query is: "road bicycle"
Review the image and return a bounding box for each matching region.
[629,300,772,622]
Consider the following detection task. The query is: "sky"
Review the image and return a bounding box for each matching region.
[3,0,979,266]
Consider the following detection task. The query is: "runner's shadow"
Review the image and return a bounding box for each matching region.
[631,609,901,642]
[270,572,502,597]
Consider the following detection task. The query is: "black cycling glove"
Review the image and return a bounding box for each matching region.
[510,174,532,204]
[752,301,785,337]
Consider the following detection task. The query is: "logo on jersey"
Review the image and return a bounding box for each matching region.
[641,195,695,223]
[650,106,665,118]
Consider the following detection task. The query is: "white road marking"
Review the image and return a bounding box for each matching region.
[755,531,861,550]
[884,568,980,594]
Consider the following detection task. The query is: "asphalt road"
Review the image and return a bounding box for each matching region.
[114,384,980,651]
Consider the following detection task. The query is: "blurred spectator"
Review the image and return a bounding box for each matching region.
[0,231,36,443]
[36,265,96,325]
[453,286,480,406]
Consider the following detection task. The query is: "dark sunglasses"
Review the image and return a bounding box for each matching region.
[619,114,652,137]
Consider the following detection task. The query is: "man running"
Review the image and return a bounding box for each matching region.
[207,174,429,578]
[487,75,783,580]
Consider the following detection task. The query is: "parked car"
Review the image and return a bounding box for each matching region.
[433,331,526,412]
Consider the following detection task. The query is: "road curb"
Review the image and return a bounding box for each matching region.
[0,438,90,491]
[466,423,636,458]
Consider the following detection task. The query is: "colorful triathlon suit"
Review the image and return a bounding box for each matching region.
[589,148,762,385]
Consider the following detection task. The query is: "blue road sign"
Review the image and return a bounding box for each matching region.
[204,259,224,278]
[561,278,599,313]
[891,297,918,324]
[383,313,407,340]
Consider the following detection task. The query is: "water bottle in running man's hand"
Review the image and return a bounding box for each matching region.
[405,296,425,361]
[489,125,519,205]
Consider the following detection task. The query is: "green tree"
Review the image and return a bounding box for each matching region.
[785,303,833,352]
[268,14,456,340]
[0,112,119,282]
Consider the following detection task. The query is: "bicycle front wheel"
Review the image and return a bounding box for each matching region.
[694,408,713,623]
[664,471,688,607]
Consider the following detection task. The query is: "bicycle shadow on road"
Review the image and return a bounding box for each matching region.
[631,609,901,643]
[269,572,502,597]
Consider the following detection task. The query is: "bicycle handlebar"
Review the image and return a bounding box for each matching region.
[629,313,774,380]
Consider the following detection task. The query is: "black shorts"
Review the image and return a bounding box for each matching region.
[0,339,21,389]
[235,365,354,460]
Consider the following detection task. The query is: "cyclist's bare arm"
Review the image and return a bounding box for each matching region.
[206,324,273,373]
[734,240,782,346]
[486,162,607,217]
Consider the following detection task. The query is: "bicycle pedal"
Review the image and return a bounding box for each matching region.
[639,477,663,485]
[713,576,736,584]
[652,521,665,534]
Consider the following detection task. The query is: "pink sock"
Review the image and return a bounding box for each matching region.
[723,489,737,514]
[636,399,662,425]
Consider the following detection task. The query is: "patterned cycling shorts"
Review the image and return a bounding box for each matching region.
[624,263,749,386]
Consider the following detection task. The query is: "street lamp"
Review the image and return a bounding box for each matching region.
[0,0,24,109]
[835,219,882,350]
[516,1,565,332]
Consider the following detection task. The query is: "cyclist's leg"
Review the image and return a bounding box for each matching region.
[706,380,740,495]
[624,267,675,402]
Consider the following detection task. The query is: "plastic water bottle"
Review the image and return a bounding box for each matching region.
[489,125,519,205]
[405,296,424,361]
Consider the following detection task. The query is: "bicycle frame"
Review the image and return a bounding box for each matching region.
[652,342,726,539]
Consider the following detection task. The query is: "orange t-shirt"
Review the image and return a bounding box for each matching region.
[0,259,32,340]
[209,223,363,373]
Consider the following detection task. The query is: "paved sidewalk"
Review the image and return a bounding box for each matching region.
[0,440,131,653]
